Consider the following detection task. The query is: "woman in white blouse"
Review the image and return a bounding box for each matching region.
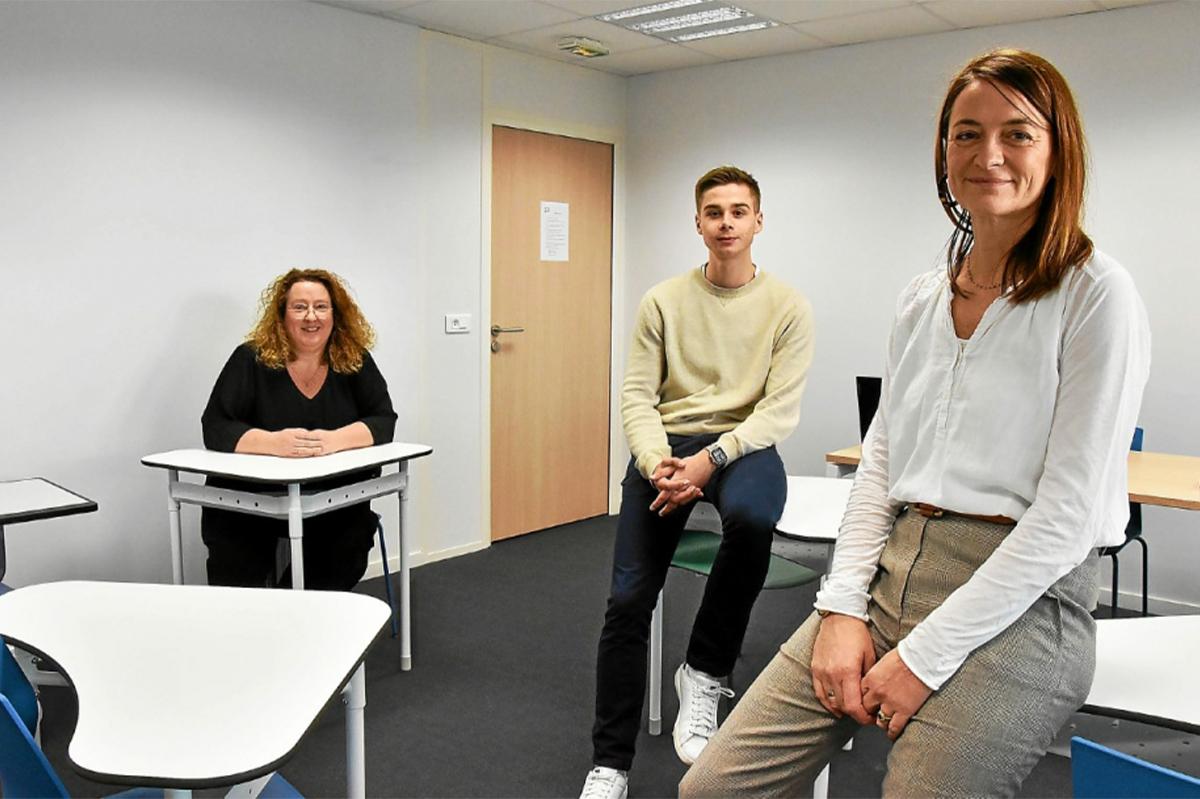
[680,49,1150,798]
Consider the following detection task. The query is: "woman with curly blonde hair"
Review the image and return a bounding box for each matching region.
[200,268,397,589]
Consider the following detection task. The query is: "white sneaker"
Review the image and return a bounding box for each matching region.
[673,663,734,765]
[580,766,628,799]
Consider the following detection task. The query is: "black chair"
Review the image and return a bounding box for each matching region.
[1099,427,1147,617]
[855,376,882,441]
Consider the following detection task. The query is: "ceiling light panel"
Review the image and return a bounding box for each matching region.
[597,0,706,22]
[672,19,775,41]
[597,0,778,43]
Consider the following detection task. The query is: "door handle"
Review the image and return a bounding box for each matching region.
[491,324,525,352]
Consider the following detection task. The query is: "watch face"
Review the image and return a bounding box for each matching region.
[708,445,727,467]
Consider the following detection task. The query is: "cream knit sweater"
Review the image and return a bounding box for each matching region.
[622,267,815,479]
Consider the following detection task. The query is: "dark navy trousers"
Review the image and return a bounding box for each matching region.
[592,433,787,770]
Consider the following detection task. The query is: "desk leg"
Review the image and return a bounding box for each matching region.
[399,462,411,671]
[287,483,304,590]
[167,470,184,585]
[825,463,857,479]
[344,663,367,799]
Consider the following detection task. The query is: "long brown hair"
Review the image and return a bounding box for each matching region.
[935,49,1093,303]
[246,268,375,373]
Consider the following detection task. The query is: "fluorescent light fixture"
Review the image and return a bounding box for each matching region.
[557,36,610,58]
[670,19,776,41]
[597,0,704,22]
[631,7,748,33]
[597,1,779,44]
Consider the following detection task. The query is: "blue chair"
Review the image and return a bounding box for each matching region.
[1072,736,1200,798]
[1099,427,1148,617]
[1,688,302,798]
[1,643,38,740]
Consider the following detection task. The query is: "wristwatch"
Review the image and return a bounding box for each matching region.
[704,443,728,470]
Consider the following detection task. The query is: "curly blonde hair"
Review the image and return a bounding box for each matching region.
[246,268,376,373]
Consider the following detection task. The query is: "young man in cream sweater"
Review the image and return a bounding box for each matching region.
[581,166,814,799]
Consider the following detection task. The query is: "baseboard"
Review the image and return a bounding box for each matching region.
[1097,587,1200,616]
[363,538,490,580]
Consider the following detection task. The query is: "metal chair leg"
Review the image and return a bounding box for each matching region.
[1133,536,1149,617]
[649,590,663,736]
[375,517,400,638]
[1109,552,1119,618]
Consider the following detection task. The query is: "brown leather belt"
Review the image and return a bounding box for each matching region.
[910,503,1016,525]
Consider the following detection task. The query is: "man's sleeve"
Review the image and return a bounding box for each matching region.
[621,293,672,479]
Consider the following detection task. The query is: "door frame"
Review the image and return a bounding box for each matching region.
[480,113,626,549]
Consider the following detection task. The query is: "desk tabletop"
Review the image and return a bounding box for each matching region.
[141,441,433,484]
[1085,616,1200,733]
[823,446,1200,511]
[776,476,853,543]
[0,478,97,525]
[0,581,390,787]
[1128,451,1200,511]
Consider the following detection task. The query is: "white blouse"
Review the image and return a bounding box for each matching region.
[813,250,1151,690]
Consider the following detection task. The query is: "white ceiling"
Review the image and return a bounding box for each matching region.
[314,0,1160,77]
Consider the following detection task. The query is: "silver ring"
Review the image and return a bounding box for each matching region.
[826,691,836,699]
[877,711,893,724]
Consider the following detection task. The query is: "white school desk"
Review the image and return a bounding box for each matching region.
[0,581,390,797]
[141,442,432,670]
[0,478,97,584]
[774,476,854,569]
[1084,616,1200,733]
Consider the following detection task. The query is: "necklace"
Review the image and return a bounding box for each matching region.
[964,254,1001,291]
[288,360,327,396]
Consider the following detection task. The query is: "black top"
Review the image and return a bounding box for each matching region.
[202,344,397,453]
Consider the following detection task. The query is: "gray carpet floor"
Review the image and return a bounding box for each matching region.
[34,514,1196,798]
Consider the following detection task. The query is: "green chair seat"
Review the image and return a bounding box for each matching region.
[670,529,820,589]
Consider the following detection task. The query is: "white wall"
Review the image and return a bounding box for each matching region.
[624,1,1200,611]
[5,0,1195,612]
[0,1,625,585]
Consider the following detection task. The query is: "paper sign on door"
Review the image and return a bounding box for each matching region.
[540,201,569,262]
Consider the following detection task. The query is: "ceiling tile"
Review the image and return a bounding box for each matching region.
[494,16,663,54]
[599,42,723,75]
[388,0,581,40]
[795,3,951,44]
[681,22,825,58]
[538,0,653,14]
[1093,0,1160,8]
[734,0,911,24]
[311,0,428,18]
[922,0,1099,28]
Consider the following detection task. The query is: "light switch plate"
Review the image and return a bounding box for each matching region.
[444,313,471,334]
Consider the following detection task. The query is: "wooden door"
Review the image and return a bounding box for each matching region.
[490,126,613,541]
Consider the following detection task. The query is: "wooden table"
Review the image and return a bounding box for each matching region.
[0,581,390,797]
[823,445,1200,510]
[141,442,432,670]
[0,478,97,585]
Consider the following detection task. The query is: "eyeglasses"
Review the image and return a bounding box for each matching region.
[287,302,333,317]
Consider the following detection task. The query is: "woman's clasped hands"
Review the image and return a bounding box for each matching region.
[811,614,933,740]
